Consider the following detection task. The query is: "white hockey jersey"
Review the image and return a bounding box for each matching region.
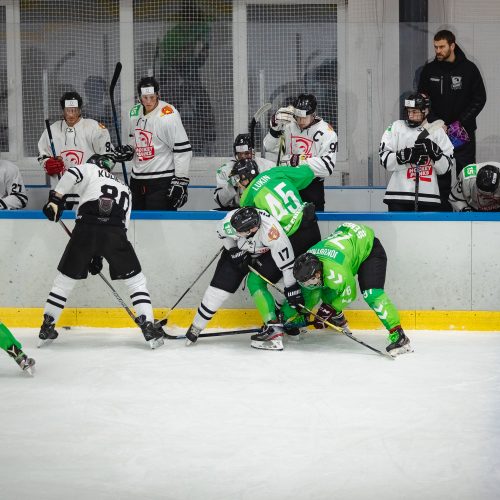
[217,209,296,288]
[379,120,453,206]
[214,156,276,209]
[0,160,28,210]
[54,163,132,229]
[450,162,500,212]
[38,118,111,189]
[263,118,338,176]
[127,100,192,180]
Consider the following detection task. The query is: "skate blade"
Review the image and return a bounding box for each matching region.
[37,338,53,348]
[24,366,35,376]
[149,338,164,349]
[251,340,284,351]
[185,338,197,346]
[388,343,414,357]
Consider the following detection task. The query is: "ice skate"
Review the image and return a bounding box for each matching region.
[251,321,284,351]
[7,345,35,376]
[185,324,202,346]
[386,326,413,356]
[38,314,58,347]
[136,315,164,349]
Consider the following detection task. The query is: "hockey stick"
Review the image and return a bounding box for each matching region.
[45,119,57,158]
[248,265,394,360]
[109,62,128,185]
[155,247,223,328]
[163,327,261,340]
[249,102,271,149]
[58,220,138,325]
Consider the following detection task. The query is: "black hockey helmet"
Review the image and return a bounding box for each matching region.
[476,164,500,193]
[87,154,115,172]
[294,93,317,117]
[233,133,254,157]
[293,253,323,287]
[404,92,430,128]
[60,91,83,109]
[230,158,259,185]
[137,76,160,97]
[230,207,261,234]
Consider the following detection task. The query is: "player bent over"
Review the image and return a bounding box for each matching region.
[39,154,164,349]
[185,207,304,351]
[286,223,413,356]
[0,320,35,374]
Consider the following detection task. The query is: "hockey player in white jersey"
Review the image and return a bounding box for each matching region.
[37,91,111,193]
[117,76,192,210]
[184,207,304,351]
[263,93,338,211]
[39,154,164,349]
[214,133,275,209]
[450,162,500,211]
[379,93,454,211]
[0,160,28,209]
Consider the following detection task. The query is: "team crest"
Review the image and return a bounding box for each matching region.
[61,149,84,164]
[134,128,155,161]
[451,76,462,90]
[98,122,107,129]
[160,105,174,116]
[291,135,313,157]
[267,225,280,241]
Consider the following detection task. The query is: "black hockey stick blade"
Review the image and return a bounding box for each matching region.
[110,62,122,94]
[163,327,260,340]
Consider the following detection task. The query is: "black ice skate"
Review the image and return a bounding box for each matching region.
[38,314,59,347]
[251,321,284,351]
[386,326,413,356]
[185,324,202,346]
[136,315,164,349]
[7,345,35,375]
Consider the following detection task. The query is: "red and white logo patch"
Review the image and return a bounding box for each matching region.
[407,161,433,182]
[61,149,84,165]
[134,128,155,161]
[290,135,313,157]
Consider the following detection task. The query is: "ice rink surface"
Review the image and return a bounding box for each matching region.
[1,327,499,500]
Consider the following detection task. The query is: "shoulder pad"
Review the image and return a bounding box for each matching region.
[160,105,174,117]
[463,164,478,178]
[130,104,141,118]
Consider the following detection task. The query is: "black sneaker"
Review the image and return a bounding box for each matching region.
[38,314,58,347]
[386,326,413,356]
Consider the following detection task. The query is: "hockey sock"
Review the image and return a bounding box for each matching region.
[362,288,401,330]
[44,273,77,323]
[192,286,232,330]
[0,322,21,351]
[247,273,276,324]
[124,272,153,322]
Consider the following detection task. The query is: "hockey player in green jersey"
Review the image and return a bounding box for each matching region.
[287,222,413,356]
[0,320,35,374]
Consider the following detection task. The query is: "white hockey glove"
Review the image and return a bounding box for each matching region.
[270,105,295,132]
[167,177,189,209]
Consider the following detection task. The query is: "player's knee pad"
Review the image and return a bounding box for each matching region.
[124,272,147,294]
[362,288,385,307]
[247,272,268,296]
[53,272,77,296]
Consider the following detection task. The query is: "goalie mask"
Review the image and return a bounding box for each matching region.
[476,164,500,194]
[404,93,430,128]
[230,207,261,235]
[233,133,254,159]
[230,158,259,186]
[293,253,323,289]
[87,154,116,172]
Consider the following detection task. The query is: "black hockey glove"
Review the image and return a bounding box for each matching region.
[284,283,305,310]
[395,148,412,165]
[112,145,134,162]
[167,177,189,209]
[313,303,347,330]
[408,143,429,164]
[88,256,103,276]
[227,247,250,273]
[42,190,65,222]
[415,137,443,162]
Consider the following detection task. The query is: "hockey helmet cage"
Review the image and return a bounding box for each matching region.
[294,93,317,117]
[404,92,430,128]
[233,133,253,156]
[230,158,259,184]
[137,76,160,97]
[87,154,116,172]
[476,164,500,193]
[230,207,261,234]
[293,253,322,284]
[60,91,83,109]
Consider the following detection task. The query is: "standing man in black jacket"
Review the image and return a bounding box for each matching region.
[418,29,486,210]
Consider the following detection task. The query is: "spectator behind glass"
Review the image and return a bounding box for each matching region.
[418,29,486,210]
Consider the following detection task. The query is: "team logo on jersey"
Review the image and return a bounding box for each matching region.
[290,135,313,157]
[407,160,432,182]
[160,105,174,116]
[267,225,280,241]
[98,122,107,129]
[134,128,155,161]
[451,76,462,90]
[61,149,84,165]
[463,165,478,178]
[130,104,141,117]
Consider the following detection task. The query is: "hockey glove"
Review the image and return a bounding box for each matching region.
[395,148,412,165]
[270,105,295,132]
[284,283,305,310]
[313,303,348,330]
[43,157,66,176]
[227,247,250,273]
[289,154,307,167]
[42,190,65,222]
[409,143,429,164]
[88,256,103,276]
[167,177,189,209]
[415,137,443,162]
[113,145,134,162]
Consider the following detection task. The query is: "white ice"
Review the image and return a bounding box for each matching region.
[1,328,499,500]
